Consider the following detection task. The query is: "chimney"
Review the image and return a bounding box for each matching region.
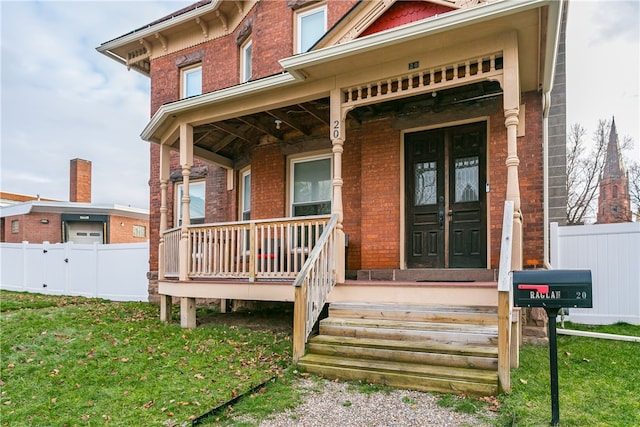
[70,158,92,203]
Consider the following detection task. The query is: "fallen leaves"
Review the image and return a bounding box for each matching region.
[480,395,500,412]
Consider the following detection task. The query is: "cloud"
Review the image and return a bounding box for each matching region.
[591,1,639,44]
[1,1,192,207]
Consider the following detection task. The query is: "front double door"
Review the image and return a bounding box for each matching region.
[405,122,487,268]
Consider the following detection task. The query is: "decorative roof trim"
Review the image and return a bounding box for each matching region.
[98,1,222,53]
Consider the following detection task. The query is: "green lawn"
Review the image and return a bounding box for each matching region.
[495,323,640,426]
[2,291,638,426]
[0,291,298,426]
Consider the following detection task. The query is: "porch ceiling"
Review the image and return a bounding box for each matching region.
[176,81,502,168]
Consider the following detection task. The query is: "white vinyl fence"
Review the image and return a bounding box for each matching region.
[1,241,149,302]
[551,222,640,325]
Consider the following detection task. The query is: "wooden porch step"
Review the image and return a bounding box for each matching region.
[297,354,498,397]
[329,302,498,326]
[319,317,498,346]
[307,335,498,370]
[297,303,499,396]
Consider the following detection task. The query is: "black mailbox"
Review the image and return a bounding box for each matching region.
[513,269,592,309]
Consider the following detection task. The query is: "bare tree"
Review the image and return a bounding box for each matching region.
[566,121,607,224]
[628,162,640,220]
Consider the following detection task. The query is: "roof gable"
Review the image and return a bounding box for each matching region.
[315,0,484,49]
[359,1,455,38]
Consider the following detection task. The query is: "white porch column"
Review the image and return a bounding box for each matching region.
[179,123,196,329]
[330,89,346,283]
[178,123,194,281]
[159,143,172,322]
[158,143,170,280]
[505,109,523,270]
[502,31,523,271]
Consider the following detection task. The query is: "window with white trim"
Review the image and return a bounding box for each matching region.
[296,4,327,53]
[240,38,252,83]
[241,169,251,220]
[11,220,19,234]
[176,181,206,225]
[291,155,332,217]
[182,64,202,98]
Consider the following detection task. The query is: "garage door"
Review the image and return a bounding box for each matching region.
[67,222,104,244]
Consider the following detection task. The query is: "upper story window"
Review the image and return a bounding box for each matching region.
[182,64,202,98]
[291,154,332,216]
[240,38,252,83]
[176,181,206,225]
[296,4,327,53]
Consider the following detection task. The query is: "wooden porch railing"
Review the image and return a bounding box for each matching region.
[162,215,332,281]
[292,214,339,362]
[497,200,514,392]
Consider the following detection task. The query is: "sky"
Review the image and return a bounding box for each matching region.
[1,0,639,210]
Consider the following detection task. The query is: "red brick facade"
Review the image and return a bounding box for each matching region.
[1,214,62,244]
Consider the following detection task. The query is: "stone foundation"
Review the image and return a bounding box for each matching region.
[521,307,549,345]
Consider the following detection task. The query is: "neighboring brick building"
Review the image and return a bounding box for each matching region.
[0,159,149,244]
[597,118,632,223]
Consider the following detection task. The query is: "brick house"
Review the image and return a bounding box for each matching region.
[99,0,567,394]
[0,159,149,244]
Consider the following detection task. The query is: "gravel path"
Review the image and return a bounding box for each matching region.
[254,378,495,427]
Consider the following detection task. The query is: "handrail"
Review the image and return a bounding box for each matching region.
[497,200,514,393]
[292,214,339,362]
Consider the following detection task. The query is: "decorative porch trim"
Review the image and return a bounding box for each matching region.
[341,53,503,110]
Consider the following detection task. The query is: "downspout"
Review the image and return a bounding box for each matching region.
[543,91,552,269]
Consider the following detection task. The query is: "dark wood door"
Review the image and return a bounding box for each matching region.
[405,123,486,268]
[448,123,486,268]
[405,130,446,268]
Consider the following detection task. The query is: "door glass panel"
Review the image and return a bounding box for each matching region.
[415,161,437,206]
[454,156,479,202]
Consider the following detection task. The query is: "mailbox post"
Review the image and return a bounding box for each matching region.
[512,270,592,426]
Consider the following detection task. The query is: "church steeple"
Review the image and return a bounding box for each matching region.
[597,117,631,223]
[602,117,625,179]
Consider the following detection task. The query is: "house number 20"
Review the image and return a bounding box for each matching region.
[333,121,340,139]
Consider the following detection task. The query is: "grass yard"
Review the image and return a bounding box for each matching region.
[495,322,640,426]
[1,291,638,426]
[0,291,299,426]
